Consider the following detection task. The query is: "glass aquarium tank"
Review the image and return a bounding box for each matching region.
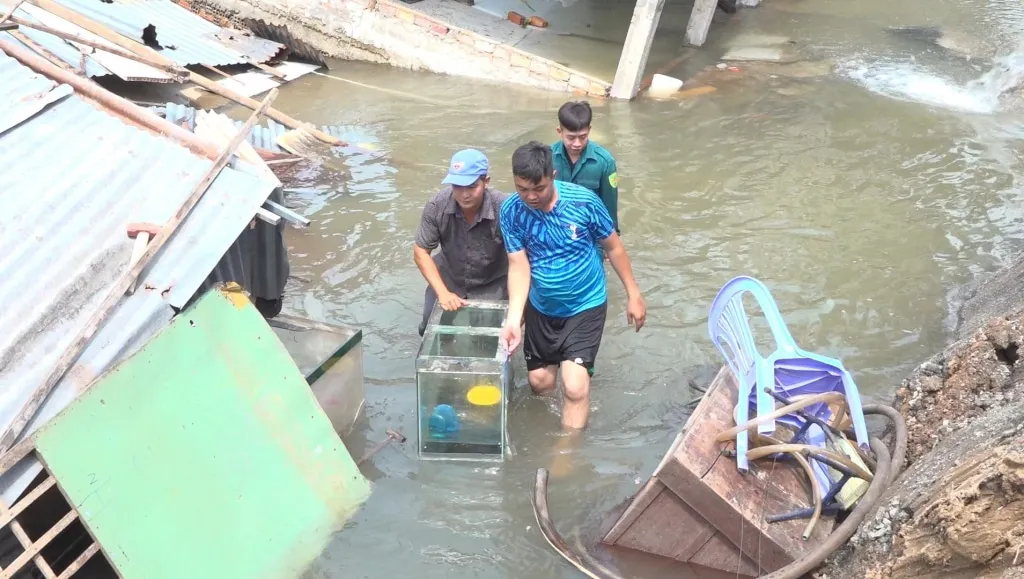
[416,299,510,461]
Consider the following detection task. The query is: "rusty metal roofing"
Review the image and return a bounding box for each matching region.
[0,50,277,505]
[52,0,286,66]
[153,101,353,153]
[0,2,113,78]
[0,28,111,79]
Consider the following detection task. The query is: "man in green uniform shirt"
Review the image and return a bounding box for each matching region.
[550,100,620,236]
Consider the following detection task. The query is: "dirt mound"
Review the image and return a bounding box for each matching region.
[895,314,1024,465]
[823,311,1024,579]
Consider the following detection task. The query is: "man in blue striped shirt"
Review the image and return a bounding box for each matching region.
[499,141,647,431]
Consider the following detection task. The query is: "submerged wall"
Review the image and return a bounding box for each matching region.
[179,0,611,96]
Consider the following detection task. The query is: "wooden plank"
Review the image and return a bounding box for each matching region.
[602,366,833,575]
[0,484,60,579]
[8,29,78,75]
[56,543,99,579]
[0,476,56,528]
[0,510,78,578]
[690,531,759,576]
[7,15,188,80]
[613,485,717,562]
[7,518,58,579]
[602,477,664,544]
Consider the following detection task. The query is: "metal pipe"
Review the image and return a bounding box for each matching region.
[24,0,343,146]
[357,429,406,465]
[7,15,190,80]
[0,38,219,160]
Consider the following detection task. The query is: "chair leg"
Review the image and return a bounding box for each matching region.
[765,473,850,524]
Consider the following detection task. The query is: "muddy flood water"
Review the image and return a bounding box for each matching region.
[249,0,1024,575]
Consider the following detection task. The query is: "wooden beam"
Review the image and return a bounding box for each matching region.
[610,0,668,99]
[56,543,99,579]
[684,0,717,48]
[0,510,78,578]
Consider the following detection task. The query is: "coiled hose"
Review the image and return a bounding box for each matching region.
[531,403,908,579]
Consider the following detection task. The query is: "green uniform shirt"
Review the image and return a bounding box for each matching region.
[551,141,620,233]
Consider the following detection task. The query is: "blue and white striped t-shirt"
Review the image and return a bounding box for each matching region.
[499,180,615,318]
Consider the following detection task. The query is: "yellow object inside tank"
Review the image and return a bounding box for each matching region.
[467,384,502,406]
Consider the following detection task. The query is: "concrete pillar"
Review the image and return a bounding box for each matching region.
[683,0,718,47]
[609,0,667,100]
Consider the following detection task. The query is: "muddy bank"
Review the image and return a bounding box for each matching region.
[823,259,1024,579]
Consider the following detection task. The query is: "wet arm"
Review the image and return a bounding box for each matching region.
[600,233,640,299]
[506,250,531,326]
[413,204,450,297]
[413,244,451,297]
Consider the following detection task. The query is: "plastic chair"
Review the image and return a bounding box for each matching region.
[707,275,870,474]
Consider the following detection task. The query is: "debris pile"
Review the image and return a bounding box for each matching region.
[824,307,1024,579]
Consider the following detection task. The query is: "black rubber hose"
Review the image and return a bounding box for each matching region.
[533,468,625,579]
[532,404,909,579]
[759,436,892,579]
[760,403,908,579]
[862,403,908,483]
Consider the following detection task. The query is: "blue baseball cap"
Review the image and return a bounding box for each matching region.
[442,149,489,186]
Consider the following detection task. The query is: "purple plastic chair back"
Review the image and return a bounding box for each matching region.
[708,276,869,480]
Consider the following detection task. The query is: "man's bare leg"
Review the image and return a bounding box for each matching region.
[528,365,558,396]
[559,360,591,430]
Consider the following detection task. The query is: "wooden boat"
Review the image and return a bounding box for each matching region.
[599,366,834,577]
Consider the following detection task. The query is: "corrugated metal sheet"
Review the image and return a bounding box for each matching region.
[0,51,277,505]
[0,18,112,78]
[0,1,177,82]
[149,102,293,301]
[242,18,325,66]
[152,101,350,153]
[199,185,290,303]
[52,0,285,67]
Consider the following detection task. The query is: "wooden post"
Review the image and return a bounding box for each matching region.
[609,0,667,100]
[684,0,717,48]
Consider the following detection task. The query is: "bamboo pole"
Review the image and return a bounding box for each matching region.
[25,0,343,146]
[0,37,218,159]
[0,89,280,454]
[8,15,189,81]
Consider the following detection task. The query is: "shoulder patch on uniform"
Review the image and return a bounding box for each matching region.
[608,172,619,188]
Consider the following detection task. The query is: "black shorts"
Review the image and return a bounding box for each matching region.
[524,301,607,374]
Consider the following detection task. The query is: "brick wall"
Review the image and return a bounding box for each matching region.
[179,0,611,97]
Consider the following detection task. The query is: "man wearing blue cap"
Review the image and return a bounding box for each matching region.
[414,149,510,335]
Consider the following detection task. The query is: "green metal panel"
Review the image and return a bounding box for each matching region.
[34,288,371,579]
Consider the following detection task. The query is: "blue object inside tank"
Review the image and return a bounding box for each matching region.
[428,403,461,438]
